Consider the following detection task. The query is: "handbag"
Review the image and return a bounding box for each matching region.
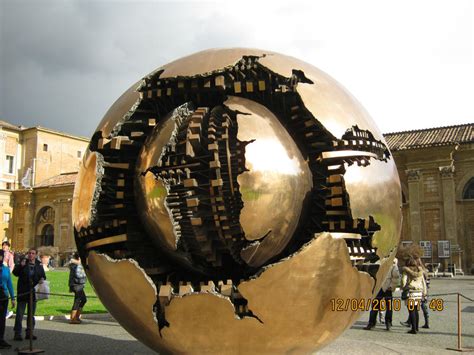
[35,280,50,301]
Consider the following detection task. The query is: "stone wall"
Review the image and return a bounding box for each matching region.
[393,143,474,273]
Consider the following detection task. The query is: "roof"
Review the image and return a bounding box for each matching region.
[0,120,24,131]
[0,119,89,142]
[35,172,78,188]
[383,123,474,151]
[21,126,89,142]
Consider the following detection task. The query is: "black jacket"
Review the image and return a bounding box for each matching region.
[13,259,46,302]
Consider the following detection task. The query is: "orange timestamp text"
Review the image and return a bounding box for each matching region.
[330,298,444,312]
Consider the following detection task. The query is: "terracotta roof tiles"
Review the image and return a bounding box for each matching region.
[383,123,474,151]
[35,172,78,188]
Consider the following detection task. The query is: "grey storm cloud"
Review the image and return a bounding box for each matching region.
[0,0,245,137]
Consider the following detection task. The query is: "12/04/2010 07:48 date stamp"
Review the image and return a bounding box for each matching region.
[330,298,445,312]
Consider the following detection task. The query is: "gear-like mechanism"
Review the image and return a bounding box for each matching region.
[75,55,393,331]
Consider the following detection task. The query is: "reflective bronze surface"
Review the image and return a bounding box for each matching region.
[72,149,102,231]
[226,96,313,267]
[87,252,165,352]
[74,48,402,354]
[259,54,384,141]
[135,112,182,253]
[343,159,402,293]
[156,48,266,79]
[94,80,142,138]
[344,159,402,258]
[88,234,374,354]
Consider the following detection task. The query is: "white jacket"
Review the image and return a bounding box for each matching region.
[401,266,427,297]
[382,263,400,292]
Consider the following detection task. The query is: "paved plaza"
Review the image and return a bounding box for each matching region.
[0,277,472,354]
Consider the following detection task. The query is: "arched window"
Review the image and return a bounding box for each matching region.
[40,224,54,246]
[39,207,54,223]
[463,178,474,199]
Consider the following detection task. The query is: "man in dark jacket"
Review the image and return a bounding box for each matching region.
[12,248,46,341]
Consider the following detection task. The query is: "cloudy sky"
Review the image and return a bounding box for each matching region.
[0,0,472,137]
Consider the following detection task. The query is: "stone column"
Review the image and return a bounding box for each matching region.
[406,169,422,242]
[439,165,460,271]
[24,196,35,248]
[439,165,457,241]
[53,199,61,248]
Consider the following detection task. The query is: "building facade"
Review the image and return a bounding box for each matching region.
[0,120,88,262]
[384,123,474,274]
[0,121,23,243]
[12,173,78,260]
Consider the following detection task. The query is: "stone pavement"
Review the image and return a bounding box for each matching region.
[0,277,472,354]
[323,276,474,354]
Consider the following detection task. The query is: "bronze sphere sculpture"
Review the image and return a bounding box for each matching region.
[72,49,402,354]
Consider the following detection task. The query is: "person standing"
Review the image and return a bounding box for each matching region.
[400,258,431,329]
[0,250,15,349]
[2,242,14,272]
[417,258,430,328]
[2,241,15,320]
[12,248,46,341]
[401,257,427,334]
[68,253,87,324]
[364,258,400,331]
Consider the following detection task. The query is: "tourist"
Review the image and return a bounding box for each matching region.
[12,248,46,341]
[2,242,15,319]
[400,258,430,329]
[1,242,14,272]
[401,257,427,334]
[0,250,15,349]
[68,252,87,324]
[364,258,400,331]
[418,258,430,328]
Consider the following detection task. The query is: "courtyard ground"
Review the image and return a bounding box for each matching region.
[0,276,472,354]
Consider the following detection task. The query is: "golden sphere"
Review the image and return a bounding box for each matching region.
[73,48,401,354]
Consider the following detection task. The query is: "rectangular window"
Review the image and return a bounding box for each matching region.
[419,241,432,258]
[43,144,48,152]
[3,212,10,222]
[77,150,82,158]
[18,228,23,234]
[6,182,12,190]
[438,240,451,258]
[5,155,14,174]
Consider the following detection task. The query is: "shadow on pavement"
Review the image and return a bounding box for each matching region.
[1,322,155,355]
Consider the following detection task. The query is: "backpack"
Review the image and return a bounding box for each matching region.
[73,264,87,285]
